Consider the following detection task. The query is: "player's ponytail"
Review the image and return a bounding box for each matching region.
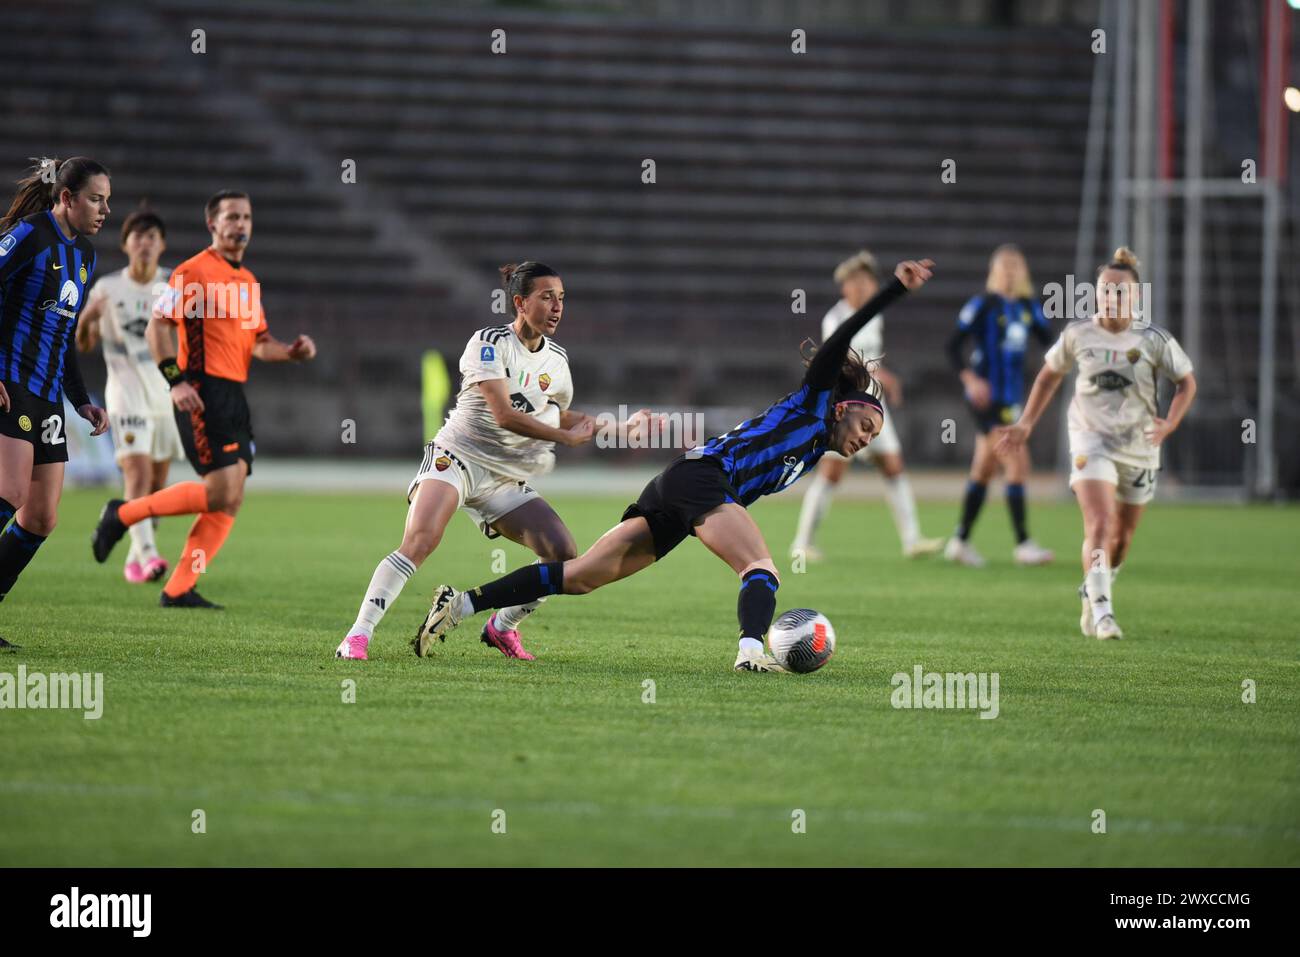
[799,340,882,402]
[0,156,111,234]
[1100,246,1141,282]
[500,261,560,308]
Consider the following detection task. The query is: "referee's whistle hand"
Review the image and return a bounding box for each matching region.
[288,334,317,361]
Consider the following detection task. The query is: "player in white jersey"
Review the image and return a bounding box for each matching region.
[75,206,181,583]
[791,250,944,560]
[996,248,1197,640]
[336,262,663,661]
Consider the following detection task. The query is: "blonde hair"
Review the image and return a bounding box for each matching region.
[833,249,880,284]
[985,243,1034,299]
[1098,245,1141,281]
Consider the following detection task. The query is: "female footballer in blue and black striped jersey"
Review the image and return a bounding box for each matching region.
[414,259,933,672]
[943,244,1054,568]
[0,158,111,647]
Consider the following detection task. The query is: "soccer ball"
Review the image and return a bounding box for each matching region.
[767,609,836,673]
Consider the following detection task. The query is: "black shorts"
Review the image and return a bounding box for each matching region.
[0,379,69,465]
[970,401,1022,434]
[621,454,739,560]
[175,374,255,476]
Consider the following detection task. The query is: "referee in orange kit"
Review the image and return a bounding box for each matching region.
[92,190,317,607]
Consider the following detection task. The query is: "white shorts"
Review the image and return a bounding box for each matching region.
[1069,453,1158,505]
[407,442,540,538]
[109,409,182,464]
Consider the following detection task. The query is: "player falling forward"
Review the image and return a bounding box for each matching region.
[413,259,934,673]
[76,205,182,584]
[995,247,1196,640]
[336,261,663,661]
[91,190,317,607]
[944,244,1054,567]
[0,158,111,649]
[790,249,943,561]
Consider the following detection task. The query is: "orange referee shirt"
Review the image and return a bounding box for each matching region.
[155,247,267,382]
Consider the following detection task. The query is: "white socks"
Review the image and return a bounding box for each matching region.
[792,474,834,550]
[1086,563,1113,621]
[495,598,543,631]
[883,474,921,549]
[349,550,416,638]
[127,517,160,563]
[739,636,764,654]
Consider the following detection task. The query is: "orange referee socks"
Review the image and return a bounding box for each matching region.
[118,482,209,527]
[163,511,237,598]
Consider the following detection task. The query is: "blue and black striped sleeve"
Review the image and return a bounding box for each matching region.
[0,221,38,291]
[803,277,908,391]
[946,294,985,372]
[1029,299,1052,347]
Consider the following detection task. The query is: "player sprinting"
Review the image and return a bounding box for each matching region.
[790,249,944,561]
[76,205,181,584]
[0,157,111,649]
[90,190,317,607]
[336,261,663,661]
[413,260,934,673]
[944,244,1054,567]
[995,247,1196,640]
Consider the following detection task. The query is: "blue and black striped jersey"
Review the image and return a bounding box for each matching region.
[0,211,96,407]
[690,277,909,507]
[947,293,1052,407]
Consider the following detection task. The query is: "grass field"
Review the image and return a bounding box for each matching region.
[2,487,1297,866]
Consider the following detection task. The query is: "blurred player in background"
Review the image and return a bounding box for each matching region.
[415,260,933,674]
[790,249,943,561]
[944,244,1054,567]
[76,204,180,584]
[337,261,663,661]
[91,189,316,607]
[996,247,1196,640]
[0,157,111,648]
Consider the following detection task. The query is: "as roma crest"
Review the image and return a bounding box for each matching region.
[434,455,451,472]
[538,373,552,392]
[1126,348,1141,364]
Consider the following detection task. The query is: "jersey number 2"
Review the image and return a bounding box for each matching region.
[41,414,65,446]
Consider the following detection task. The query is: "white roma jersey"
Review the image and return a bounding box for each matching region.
[1044,319,1193,469]
[435,323,574,480]
[822,299,884,361]
[86,267,174,417]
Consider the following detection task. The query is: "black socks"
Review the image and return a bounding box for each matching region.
[468,560,565,613]
[737,568,778,642]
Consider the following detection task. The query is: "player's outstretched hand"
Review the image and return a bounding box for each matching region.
[288,334,317,361]
[171,381,204,414]
[0,380,9,413]
[78,403,110,437]
[623,407,669,443]
[895,258,934,291]
[1144,417,1174,447]
[992,424,1028,455]
[562,417,596,447]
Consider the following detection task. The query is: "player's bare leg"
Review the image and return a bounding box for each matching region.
[338,478,459,660]
[0,458,61,650]
[1077,479,1121,639]
[480,499,579,659]
[694,503,787,673]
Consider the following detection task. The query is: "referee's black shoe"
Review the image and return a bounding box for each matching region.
[160,588,223,610]
[91,498,128,563]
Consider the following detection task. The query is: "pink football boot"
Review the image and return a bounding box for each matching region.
[335,634,369,660]
[480,614,535,660]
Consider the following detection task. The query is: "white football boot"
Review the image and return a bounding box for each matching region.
[413,584,464,657]
[1013,539,1055,565]
[1094,614,1124,641]
[789,544,824,563]
[943,536,986,568]
[734,646,787,673]
[903,536,946,558]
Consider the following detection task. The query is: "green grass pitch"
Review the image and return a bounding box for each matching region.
[2,488,1297,866]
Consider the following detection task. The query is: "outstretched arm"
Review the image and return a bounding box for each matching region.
[804,259,933,391]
